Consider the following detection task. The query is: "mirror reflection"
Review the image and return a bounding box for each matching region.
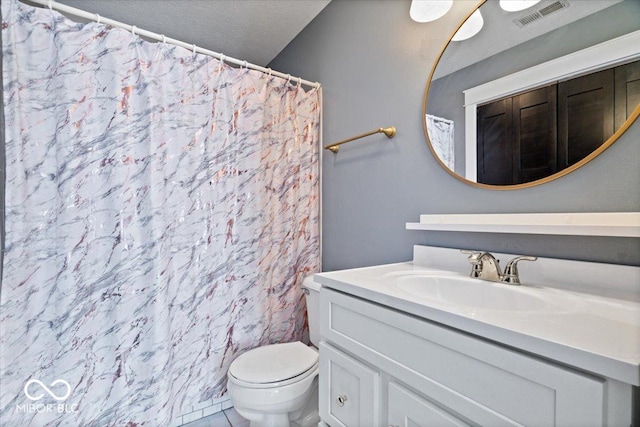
[425,0,640,187]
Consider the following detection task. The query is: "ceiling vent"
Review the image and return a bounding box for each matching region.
[513,0,570,28]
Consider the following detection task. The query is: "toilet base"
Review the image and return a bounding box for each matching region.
[234,378,319,427]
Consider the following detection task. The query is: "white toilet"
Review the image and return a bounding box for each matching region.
[227,276,321,427]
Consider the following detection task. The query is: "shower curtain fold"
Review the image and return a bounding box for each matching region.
[0,0,321,425]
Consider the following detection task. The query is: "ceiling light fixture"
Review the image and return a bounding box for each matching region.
[410,0,454,23]
[499,0,542,12]
[452,9,484,41]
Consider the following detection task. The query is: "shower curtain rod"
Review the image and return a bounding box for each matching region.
[28,0,321,89]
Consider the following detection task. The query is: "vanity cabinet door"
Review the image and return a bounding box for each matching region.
[388,382,470,427]
[319,342,379,427]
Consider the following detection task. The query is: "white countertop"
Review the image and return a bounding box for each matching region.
[315,259,640,386]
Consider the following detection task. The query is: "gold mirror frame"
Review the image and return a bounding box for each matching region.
[422,0,640,190]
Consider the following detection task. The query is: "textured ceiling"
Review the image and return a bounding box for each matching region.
[45,0,332,67]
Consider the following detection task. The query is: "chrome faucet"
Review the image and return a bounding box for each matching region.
[461,250,537,285]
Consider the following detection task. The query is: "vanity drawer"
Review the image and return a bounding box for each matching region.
[321,288,606,426]
[319,342,379,427]
[388,381,470,427]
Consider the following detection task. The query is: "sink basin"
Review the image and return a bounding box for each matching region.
[394,275,548,311]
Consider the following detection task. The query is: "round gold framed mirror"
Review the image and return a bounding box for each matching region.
[423,0,640,190]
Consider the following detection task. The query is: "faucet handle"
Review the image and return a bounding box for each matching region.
[461,250,483,278]
[502,256,537,285]
[461,249,481,259]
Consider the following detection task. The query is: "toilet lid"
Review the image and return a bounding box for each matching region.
[229,341,318,384]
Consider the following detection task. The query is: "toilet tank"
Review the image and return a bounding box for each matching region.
[301,275,321,347]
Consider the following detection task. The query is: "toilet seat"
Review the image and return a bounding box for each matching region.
[228,341,318,389]
[228,362,319,389]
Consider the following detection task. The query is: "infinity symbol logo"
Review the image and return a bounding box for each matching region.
[24,379,71,401]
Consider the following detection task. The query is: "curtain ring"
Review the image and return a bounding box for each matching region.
[219,54,225,65]
[161,34,167,44]
[48,0,53,10]
[286,74,291,84]
[95,13,101,24]
[242,60,248,70]
[192,44,197,56]
[267,68,272,77]
[131,25,137,36]
[297,77,302,87]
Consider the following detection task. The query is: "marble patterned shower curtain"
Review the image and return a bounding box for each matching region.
[0,0,320,425]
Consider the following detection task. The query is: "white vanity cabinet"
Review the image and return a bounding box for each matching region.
[318,287,634,427]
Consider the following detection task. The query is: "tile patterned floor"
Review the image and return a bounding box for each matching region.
[182,408,248,427]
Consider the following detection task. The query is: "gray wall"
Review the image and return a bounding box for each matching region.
[269,0,640,271]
